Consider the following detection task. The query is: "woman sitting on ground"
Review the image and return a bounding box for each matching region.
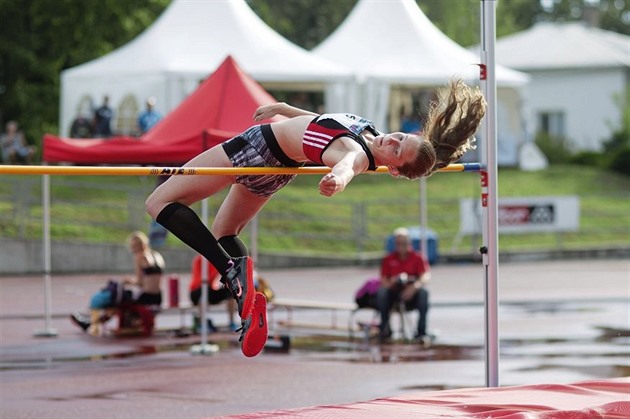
[70,231,165,335]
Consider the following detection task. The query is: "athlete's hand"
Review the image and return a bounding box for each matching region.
[253,103,283,122]
[319,173,345,197]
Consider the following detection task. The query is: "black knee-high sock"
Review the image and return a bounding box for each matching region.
[218,235,248,258]
[155,202,232,273]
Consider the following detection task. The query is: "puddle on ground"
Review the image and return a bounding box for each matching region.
[44,388,223,404]
[398,384,450,392]
[360,343,483,364]
[0,336,234,371]
[595,326,630,339]
[282,334,484,363]
[514,363,630,378]
[2,304,627,379]
[282,324,630,374]
[506,301,602,315]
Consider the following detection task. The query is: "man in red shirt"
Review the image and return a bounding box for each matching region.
[377,227,431,343]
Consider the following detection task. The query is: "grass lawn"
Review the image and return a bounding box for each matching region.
[1,165,628,254]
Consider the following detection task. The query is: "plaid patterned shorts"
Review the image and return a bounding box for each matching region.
[222,125,302,198]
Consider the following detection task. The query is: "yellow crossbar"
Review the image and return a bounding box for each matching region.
[0,163,477,176]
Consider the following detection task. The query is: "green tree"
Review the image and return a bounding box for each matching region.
[248,0,355,49]
[496,0,546,38]
[541,0,629,35]
[0,0,169,155]
[601,86,630,175]
[1,0,627,158]
[418,0,480,46]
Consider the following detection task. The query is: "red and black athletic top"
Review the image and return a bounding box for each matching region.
[303,113,380,170]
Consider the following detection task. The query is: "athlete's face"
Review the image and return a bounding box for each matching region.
[372,132,422,175]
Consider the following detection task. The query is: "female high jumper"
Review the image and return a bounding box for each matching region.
[145,79,487,357]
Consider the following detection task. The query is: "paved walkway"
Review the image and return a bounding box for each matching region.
[1,259,628,418]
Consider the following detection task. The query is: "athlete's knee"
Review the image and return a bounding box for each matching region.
[145,193,166,219]
[211,219,247,238]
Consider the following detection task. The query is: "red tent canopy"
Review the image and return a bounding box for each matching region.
[43,56,282,165]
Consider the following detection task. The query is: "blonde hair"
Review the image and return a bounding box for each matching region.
[126,230,149,251]
[398,79,487,179]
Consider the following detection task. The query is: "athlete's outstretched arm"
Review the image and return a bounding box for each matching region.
[319,150,368,197]
[253,102,317,121]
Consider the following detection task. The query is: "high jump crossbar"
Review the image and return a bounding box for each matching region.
[0,163,484,176]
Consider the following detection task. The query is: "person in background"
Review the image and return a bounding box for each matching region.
[0,121,37,164]
[123,230,165,305]
[70,231,165,335]
[93,95,113,137]
[69,113,94,138]
[377,227,431,344]
[399,108,422,134]
[137,96,163,134]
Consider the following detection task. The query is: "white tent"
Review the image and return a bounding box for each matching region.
[490,22,630,151]
[312,0,529,165]
[59,0,353,137]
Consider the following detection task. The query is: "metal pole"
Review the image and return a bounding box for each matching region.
[34,173,57,337]
[480,0,500,387]
[200,199,209,343]
[250,215,259,265]
[190,198,218,355]
[419,178,428,261]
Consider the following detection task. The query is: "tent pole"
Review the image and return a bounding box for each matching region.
[480,0,500,387]
[34,172,57,338]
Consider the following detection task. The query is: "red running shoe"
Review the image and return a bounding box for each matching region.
[239,292,268,357]
[222,256,255,318]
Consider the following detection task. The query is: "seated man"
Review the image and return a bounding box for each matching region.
[377,227,431,343]
[1,121,37,164]
[189,254,237,332]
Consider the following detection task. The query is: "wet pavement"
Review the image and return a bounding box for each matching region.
[0,259,628,418]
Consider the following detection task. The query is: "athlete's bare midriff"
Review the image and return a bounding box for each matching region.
[268,115,312,162]
[268,115,377,164]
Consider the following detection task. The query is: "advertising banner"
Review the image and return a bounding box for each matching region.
[459,196,580,235]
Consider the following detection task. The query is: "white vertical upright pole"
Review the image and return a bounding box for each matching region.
[250,215,259,265]
[34,173,57,337]
[480,0,500,387]
[419,178,428,261]
[190,198,218,355]
[199,198,210,345]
